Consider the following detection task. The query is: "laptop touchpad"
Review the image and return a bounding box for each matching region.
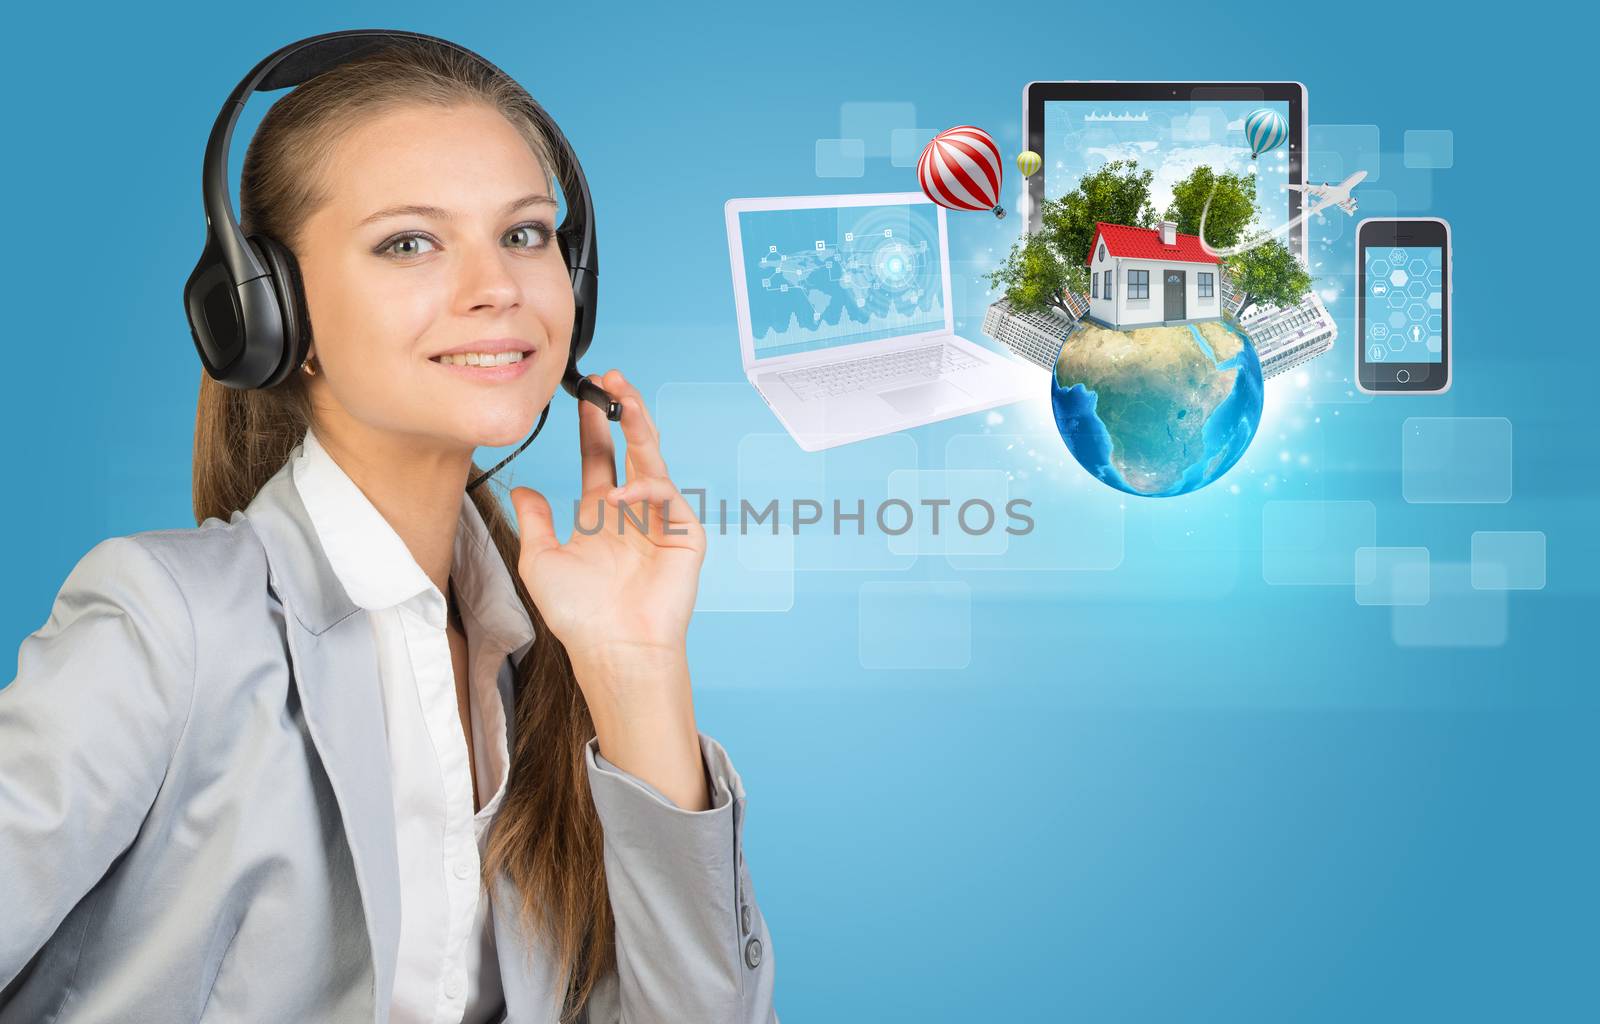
[876,379,971,415]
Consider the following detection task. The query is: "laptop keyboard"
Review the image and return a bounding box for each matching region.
[778,343,983,402]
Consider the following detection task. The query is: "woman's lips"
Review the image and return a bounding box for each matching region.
[428,349,535,381]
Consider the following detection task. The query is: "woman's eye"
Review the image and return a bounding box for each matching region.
[506,223,553,250]
[381,234,437,258]
[376,223,551,260]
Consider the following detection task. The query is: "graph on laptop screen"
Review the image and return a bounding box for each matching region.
[1043,99,1292,238]
[739,203,945,362]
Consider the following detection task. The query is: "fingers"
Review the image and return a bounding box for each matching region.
[598,368,668,485]
[605,474,704,545]
[600,367,660,441]
[578,369,688,546]
[509,486,560,559]
[578,372,618,494]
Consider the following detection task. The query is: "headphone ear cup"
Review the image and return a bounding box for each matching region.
[247,234,311,387]
[556,226,584,360]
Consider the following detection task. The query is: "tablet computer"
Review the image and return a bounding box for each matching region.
[1023,81,1307,263]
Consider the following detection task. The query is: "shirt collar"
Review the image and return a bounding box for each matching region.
[291,425,536,663]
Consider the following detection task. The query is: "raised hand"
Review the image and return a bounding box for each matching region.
[508,369,710,808]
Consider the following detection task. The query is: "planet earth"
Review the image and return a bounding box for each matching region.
[1050,319,1264,497]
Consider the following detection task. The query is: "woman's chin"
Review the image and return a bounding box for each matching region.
[461,408,548,450]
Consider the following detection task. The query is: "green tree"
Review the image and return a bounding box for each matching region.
[1040,159,1156,267]
[1166,166,1256,249]
[1224,236,1312,315]
[985,230,1088,316]
[986,159,1151,314]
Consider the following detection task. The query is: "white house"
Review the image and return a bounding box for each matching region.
[1085,220,1223,330]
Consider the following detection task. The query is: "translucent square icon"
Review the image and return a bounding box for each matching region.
[1471,531,1546,590]
[815,138,864,178]
[1403,129,1454,169]
[1402,418,1513,503]
[1392,563,1507,648]
[1354,546,1431,606]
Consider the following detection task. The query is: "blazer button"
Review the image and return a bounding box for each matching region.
[744,937,762,969]
[740,904,752,935]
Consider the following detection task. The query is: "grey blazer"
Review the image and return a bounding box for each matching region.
[0,452,777,1023]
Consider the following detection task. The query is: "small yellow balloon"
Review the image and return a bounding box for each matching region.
[1016,150,1042,178]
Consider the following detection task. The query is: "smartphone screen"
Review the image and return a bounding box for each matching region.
[1356,218,1451,393]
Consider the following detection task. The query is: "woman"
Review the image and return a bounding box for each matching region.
[0,36,776,1024]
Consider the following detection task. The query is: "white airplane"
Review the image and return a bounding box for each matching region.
[1201,169,1369,258]
[1283,170,1367,220]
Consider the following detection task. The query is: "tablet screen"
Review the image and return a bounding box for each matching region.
[1041,98,1293,241]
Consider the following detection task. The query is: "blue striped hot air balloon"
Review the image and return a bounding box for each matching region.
[1243,107,1288,160]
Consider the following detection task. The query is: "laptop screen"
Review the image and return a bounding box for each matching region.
[737,202,947,363]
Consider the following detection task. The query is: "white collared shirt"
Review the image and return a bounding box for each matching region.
[292,425,535,1024]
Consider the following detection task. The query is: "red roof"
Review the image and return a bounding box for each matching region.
[1086,222,1220,266]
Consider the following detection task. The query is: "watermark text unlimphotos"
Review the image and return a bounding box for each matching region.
[574,489,1034,536]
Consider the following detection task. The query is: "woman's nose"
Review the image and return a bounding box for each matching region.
[455,242,522,311]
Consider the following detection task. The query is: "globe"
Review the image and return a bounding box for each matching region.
[1051,320,1264,497]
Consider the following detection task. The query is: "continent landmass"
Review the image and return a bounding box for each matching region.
[1195,321,1250,481]
[1194,321,1244,364]
[1055,322,1238,493]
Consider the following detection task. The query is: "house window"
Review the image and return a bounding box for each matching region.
[1092,272,1099,299]
[1128,269,1149,299]
[1098,242,1106,263]
[1105,270,1114,300]
[1198,272,1214,298]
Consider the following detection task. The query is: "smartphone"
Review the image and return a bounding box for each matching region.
[1355,217,1452,394]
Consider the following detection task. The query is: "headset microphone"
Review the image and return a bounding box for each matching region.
[181,28,622,492]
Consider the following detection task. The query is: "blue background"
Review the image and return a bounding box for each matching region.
[2,1,1594,1020]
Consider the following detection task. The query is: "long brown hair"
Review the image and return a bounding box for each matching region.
[190,38,612,1019]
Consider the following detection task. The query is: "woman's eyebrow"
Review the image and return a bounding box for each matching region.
[356,193,558,227]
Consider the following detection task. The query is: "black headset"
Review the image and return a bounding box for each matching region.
[182,28,621,491]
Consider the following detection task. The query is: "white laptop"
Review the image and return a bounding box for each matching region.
[724,192,1039,452]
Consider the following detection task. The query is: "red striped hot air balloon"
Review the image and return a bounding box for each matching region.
[917,125,1006,219]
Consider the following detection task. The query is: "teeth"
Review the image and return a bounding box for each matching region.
[435,351,526,366]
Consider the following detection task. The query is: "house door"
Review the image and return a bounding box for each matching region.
[1164,269,1185,322]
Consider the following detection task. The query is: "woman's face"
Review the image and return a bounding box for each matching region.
[294,101,573,452]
